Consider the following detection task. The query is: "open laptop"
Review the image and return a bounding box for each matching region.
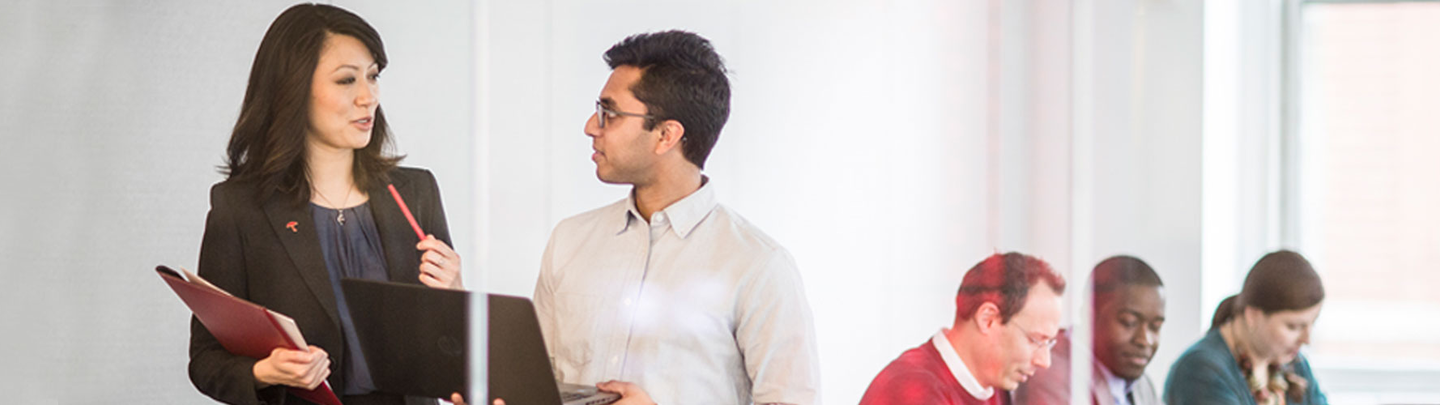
[340,278,619,405]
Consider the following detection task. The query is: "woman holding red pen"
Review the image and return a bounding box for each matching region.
[189,4,463,405]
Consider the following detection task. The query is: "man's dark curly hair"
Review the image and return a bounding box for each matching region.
[604,30,730,169]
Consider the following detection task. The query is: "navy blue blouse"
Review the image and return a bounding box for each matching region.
[311,201,389,395]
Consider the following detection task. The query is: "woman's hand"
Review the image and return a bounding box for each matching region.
[598,380,657,405]
[252,346,331,390]
[417,235,462,289]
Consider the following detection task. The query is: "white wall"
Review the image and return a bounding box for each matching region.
[0,1,473,403]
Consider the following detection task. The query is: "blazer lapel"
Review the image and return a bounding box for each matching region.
[1093,362,1117,405]
[263,196,342,330]
[1133,374,1159,405]
[369,176,424,285]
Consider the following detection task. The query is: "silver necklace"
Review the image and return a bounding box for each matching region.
[314,184,354,225]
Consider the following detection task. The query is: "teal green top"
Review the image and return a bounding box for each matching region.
[1163,328,1327,405]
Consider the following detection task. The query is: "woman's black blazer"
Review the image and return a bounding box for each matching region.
[188,167,451,405]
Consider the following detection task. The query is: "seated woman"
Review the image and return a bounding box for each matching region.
[1164,250,1327,405]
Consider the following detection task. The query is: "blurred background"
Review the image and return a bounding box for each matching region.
[2,0,1437,403]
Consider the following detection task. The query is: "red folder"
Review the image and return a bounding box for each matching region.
[158,265,344,405]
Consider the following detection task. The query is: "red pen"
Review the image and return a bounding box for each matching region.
[387,184,426,241]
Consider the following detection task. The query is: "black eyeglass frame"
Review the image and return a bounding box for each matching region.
[595,100,656,129]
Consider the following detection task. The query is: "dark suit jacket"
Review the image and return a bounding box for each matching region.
[1012,330,1162,405]
[188,167,451,405]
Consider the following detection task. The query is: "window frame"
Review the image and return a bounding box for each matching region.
[1282,0,1440,397]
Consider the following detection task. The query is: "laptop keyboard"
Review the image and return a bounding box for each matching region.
[560,389,618,405]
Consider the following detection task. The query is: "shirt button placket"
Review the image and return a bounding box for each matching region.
[614,222,649,378]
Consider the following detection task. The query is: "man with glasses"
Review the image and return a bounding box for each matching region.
[859,252,1066,405]
[532,30,820,405]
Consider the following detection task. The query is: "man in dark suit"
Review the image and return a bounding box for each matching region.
[1013,256,1166,405]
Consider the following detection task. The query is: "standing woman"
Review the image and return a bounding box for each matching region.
[1164,251,1328,405]
[189,4,461,405]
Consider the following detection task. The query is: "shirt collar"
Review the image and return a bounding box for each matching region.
[618,195,642,234]
[616,176,717,239]
[1095,362,1135,405]
[932,330,995,400]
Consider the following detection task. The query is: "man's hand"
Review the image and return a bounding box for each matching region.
[459,381,656,405]
[447,393,505,405]
[597,380,656,405]
[252,346,330,390]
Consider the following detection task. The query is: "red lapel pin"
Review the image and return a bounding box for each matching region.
[286,221,299,233]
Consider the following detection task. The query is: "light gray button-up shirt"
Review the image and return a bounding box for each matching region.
[534,179,821,405]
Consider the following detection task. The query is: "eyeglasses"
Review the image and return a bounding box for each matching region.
[1012,323,1059,351]
[595,100,655,129]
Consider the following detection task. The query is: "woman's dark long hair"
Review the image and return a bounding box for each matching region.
[1211,250,1326,329]
[222,3,402,205]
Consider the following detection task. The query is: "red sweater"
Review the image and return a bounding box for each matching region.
[859,340,1011,405]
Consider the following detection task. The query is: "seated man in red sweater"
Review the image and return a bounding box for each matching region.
[859,252,1066,405]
